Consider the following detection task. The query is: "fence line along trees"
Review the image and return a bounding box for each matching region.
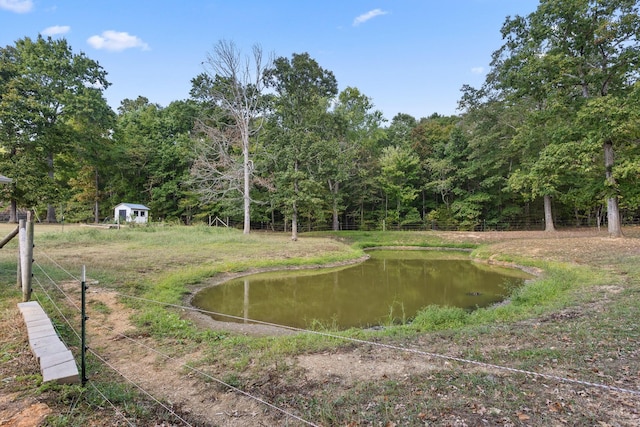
[190,40,272,234]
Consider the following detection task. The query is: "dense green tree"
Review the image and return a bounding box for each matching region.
[458,87,526,229]
[576,84,640,221]
[0,36,109,222]
[319,87,384,230]
[383,113,417,148]
[470,12,567,231]
[411,115,458,215]
[0,44,39,220]
[264,52,338,240]
[378,145,421,228]
[60,89,116,223]
[505,105,570,232]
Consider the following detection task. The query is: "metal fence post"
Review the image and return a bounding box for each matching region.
[81,265,88,386]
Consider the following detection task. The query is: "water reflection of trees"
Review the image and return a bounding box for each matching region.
[193,254,530,329]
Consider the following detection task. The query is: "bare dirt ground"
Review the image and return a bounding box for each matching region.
[2,228,640,426]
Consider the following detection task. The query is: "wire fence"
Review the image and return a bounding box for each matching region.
[198,216,640,233]
[22,247,640,425]
[29,254,322,426]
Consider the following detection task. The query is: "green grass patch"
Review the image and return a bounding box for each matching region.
[315,230,477,250]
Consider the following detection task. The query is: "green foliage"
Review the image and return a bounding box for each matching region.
[0,36,111,222]
[378,145,421,227]
[109,98,197,223]
[263,52,340,237]
[426,207,458,230]
[467,0,640,232]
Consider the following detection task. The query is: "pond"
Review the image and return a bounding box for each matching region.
[191,250,534,330]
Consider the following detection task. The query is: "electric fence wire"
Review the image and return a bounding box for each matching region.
[31,274,81,342]
[95,324,321,427]
[86,349,195,427]
[34,249,640,399]
[87,382,136,427]
[33,260,80,311]
[31,255,320,427]
[36,249,80,282]
[31,275,137,426]
[113,293,640,398]
[31,262,191,427]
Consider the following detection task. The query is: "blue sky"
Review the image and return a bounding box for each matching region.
[1,0,540,121]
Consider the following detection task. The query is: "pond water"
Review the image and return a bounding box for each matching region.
[191,250,533,330]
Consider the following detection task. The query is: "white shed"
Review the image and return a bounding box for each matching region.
[114,203,150,224]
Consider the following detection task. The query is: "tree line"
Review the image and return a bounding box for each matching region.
[1,0,639,238]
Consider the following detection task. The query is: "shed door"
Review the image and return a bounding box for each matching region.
[118,209,127,221]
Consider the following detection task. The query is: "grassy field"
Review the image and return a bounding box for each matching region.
[1,224,639,426]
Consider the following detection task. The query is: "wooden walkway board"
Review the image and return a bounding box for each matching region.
[18,301,79,384]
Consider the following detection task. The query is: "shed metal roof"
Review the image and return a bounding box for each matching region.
[115,203,150,210]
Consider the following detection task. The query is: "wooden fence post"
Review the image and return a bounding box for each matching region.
[17,219,23,290]
[19,212,34,302]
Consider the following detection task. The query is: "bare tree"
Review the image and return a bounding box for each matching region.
[191,40,271,234]
[191,126,244,202]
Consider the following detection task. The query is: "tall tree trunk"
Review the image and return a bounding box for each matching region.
[291,200,298,241]
[543,194,556,232]
[291,161,299,241]
[607,198,622,236]
[94,169,100,224]
[9,199,17,223]
[270,201,275,231]
[46,204,56,223]
[604,141,623,238]
[46,152,56,223]
[331,181,339,231]
[243,135,251,234]
[8,150,17,224]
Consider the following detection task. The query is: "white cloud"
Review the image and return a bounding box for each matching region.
[471,66,485,74]
[0,0,33,13]
[41,25,70,36]
[87,30,150,52]
[353,9,388,26]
